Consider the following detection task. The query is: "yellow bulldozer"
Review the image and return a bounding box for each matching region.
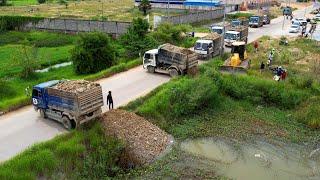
[219,41,250,73]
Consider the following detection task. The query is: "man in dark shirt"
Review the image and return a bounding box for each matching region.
[107,91,113,110]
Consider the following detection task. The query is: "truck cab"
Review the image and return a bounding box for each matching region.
[32,80,60,111]
[143,49,158,73]
[224,31,240,47]
[211,26,224,35]
[194,39,214,58]
[249,16,263,28]
[231,20,241,27]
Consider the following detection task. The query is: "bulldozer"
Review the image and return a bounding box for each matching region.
[219,41,250,74]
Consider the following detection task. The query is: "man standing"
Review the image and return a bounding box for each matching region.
[107,91,114,110]
[254,41,259,53]
[260,61,265,73]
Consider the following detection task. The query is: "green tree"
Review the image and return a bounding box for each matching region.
[138,0,152,16]
[37,0,46,4]
[71,32,117,74]
[12,46,39,78]
[0,0,7,6]
[120,18,157,57]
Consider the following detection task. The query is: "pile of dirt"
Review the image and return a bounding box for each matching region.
[161,43,194,55]
[53,80,99,93]
[101,109,173,166]
[203,32,221,40]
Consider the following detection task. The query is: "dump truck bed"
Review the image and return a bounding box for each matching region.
[158,44,198,70]
[47,80,104,115]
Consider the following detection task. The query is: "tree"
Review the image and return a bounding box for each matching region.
[12,46,39,78]
[138,0,152,16]
[0,0,7,6]
[37,0,46,4]
[120,18,157,57]
[71,32,117,74]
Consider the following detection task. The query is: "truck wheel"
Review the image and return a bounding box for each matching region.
[62,116,72,130]
[39,109,46,118]
[169,68,179,77]
[147,66,155,73]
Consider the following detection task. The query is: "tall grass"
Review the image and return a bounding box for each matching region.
[0,122,125,179]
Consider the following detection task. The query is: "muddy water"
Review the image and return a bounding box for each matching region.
[181,138,320,180]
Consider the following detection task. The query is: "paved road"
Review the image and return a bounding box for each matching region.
[0,6,315,162]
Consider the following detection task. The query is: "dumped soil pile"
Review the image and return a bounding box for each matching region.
[101,109,172,166]
[53,80,99,94]
[203,32,221,40]
[161,43,194,55]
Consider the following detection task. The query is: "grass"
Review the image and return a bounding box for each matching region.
[0,0,185,21]
[0,121,125,179]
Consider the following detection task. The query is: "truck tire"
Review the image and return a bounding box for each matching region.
[169,68,179,77]
[39,109,46,118]
[62,116,72,130]
[147,66,155,73]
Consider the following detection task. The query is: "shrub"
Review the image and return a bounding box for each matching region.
[71,32,117,74]
[137,76,219,123]
[37,0,46,4]
[218,75,306,109]
[0,0,7,6]
[0,16,43,32]
[150,23,191,45]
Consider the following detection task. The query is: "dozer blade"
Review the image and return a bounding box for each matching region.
[219,66,248,74]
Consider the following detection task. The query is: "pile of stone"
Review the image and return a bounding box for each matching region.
[101,109,173,166]
[53,80,99,94]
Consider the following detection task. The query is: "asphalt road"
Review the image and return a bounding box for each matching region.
[0,6,316,162]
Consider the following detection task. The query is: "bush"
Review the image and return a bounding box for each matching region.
[71,32,117,74]
[151,23,191,45]
[0,0,7,6]
[37,0,46,4]
[218,75,306,109]
[120,18,156,57]
[137,76,219,124]
[0,16,43,32]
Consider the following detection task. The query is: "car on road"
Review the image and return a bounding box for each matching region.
[289,24,301,33]
[263,15,270,25]
[315,14,320,21]
[292,18,307,26]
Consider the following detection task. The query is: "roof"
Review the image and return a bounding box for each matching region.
[196,39,213,44]
[184,0,221,6]
[232,41,246,46]
[34,80,60,89]
[145,49,158,54]
[226,31,239,34]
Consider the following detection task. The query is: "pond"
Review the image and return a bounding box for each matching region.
[181,138,320,180]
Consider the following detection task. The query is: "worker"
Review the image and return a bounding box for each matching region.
[302,26,306,37]
[268,49,274,65]
[107,91,114,110]
[260,61,265,73]
[254,41,259,53]
[281,69,287,80]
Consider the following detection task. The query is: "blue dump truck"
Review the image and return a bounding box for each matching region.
[32,80,104,129]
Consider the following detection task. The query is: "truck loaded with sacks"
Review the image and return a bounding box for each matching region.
[143,43,198,77]
[32,80,104,129]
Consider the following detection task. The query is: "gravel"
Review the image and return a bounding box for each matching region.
[53,80,99,94]
[101,109,172,166]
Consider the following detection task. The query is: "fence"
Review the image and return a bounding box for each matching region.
[154,7,236,27]
[24,18,131,36]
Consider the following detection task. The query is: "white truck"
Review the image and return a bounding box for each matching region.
[210,22,231,35]
[224,26,249,47]
[143,44,198,77]
[194,33,224,60]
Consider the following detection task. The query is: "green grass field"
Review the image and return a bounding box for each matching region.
[8,0,38,6]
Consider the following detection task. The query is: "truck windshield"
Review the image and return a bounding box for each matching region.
[212,28,223,34]
[195,43,210,50]
[32,89,39,97]
[144,53,151,59]
[232,21,240,26]
[250,17,259,23]
[225,33,238,40]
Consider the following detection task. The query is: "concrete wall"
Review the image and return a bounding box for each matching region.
[24,18,131,36]
[157,8,227,26]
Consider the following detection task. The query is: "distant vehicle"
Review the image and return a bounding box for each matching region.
[143,44,198,77]
[224,26,249,47]
[315,14,320,21]
[194,33,223,60]
[292,18,307,26]
[263,15,270,25]
[249,15,264,27]
[311,8,320,15]
[231,18,249,27]
[32,80,104,129]
[283,7,292,16]
[289,24,301,33]
[210,22,231,35]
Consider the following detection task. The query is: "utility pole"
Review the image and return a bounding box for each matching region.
[167,0,169,17]
[220,0,227,57]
